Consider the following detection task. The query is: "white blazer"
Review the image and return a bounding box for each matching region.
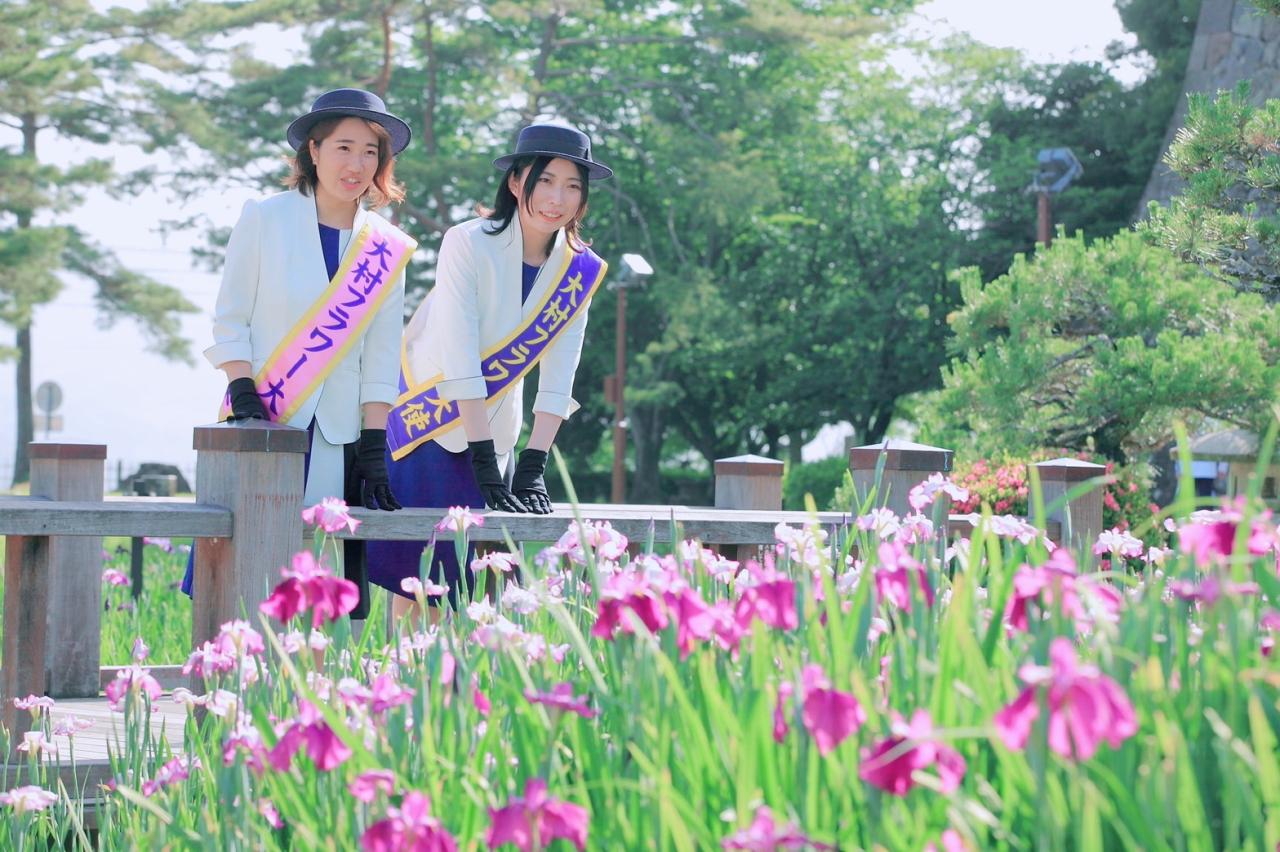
[205,189,407,445]
[402,213,593,454]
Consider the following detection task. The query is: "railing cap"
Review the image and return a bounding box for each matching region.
[849,439,953,473]
[714,455,784,477]
[29,443,107,460]
[1034,457,1108,482]
[193,421,309,454]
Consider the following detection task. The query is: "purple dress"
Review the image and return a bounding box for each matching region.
[365,262,540,609]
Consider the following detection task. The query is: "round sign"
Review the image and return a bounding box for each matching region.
[35,381,62,414]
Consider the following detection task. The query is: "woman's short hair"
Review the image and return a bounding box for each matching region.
[479,155,590,252]
[283,116,406,208]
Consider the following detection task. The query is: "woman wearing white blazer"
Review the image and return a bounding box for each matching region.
[182,89,414,617]
[367,122,612,616]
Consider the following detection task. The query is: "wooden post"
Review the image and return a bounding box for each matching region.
[848,439,953,519]
[192,421,307,650]
[714,454,784,563]
[30,443,106,698]
[1034,458,1107,558]
[2,536,50,746]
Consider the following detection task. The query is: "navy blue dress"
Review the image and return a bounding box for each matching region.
[365,262,540,609]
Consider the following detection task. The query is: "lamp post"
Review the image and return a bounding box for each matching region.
[1030,147,1084,248]
[608,253,653,503]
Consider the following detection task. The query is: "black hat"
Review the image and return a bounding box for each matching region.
[287,88,412,155]
[493,122,613,180]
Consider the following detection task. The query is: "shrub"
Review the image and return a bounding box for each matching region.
[782,456,848,511]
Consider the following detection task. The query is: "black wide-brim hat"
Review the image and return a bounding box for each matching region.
[287,88,412,155]
[493,122,613,180]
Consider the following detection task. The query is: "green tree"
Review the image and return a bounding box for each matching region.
[0,0,201,485]
[921,230,1280,462]
[1141,82,1280,302]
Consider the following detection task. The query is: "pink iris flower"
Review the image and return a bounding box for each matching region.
[994,637,1137,761]
[436,506,484,533]
[368,673,415,717]
[858,709,966,796]
[524,682,596,719]
[735,564,799,632]
[908,473,969,513]
[486,778,588,852]
[0,786,58,814]
[13,695,55,715]
[873,542,934,612]
[721,805,835,850]
[362,790,458,852]
[104,665,162,712]
[349,769,397,804]
[142,756,198,797]
[269,700,352,773]
[102,568,130,587]
[1261,610,1280,657]
[591,571,668,640]
[799,665,865,757]
[259,551,360,628]
[302,497,361,534]
[1168,575,1260,607]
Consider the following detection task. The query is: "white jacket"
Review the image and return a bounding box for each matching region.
[205,189,407,445]
[401,213,593,454]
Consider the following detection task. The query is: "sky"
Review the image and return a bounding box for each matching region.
[0,0,1138,488]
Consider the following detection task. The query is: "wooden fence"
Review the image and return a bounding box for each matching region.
[0,424,1102,750]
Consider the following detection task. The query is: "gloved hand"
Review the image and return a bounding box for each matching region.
[226,377,268,421]
[511,448,552,514]
[354,429,401,511]
[468,439,528,513]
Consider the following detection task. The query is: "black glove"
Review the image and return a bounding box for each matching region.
[353,429,401,511]
[226,377,268,421]
[511,448,552,514]
[468,440,528,513]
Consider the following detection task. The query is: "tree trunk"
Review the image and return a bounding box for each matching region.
[630,404,665,503]
[12,114,38,487]
[787,429,805,466]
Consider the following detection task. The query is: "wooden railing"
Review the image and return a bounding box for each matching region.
[0,427,1098,750]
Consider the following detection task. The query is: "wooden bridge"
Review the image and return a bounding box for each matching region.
[0,422,1103,794]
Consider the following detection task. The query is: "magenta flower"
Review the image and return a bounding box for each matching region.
[925,829,969,852]
[1261,610,1280,657]
[721,805,835,850]
[858,709,966,796]
[269,701,352,773]
[994,637,1137,761]
[1177,520,1237,567]
[215,619,266,657]
[735,565,798,631]
[773,682,793,744]
[302,497,361,534]
[873,541,933,612]
[349,769,397,804]
[368,673,415,716]
[1168,575,1260,607]
[1005,549,1080,633]
[183,641,237,679]
[591,571,668,640]
[487,778,588,852]
[102,568,130,587]
[525,682,596,719]
[142,756,197,797]
[800,665,865,757]
[474,685,492,718]
[362,790,458,852]
[259,551,360,628]
[436,506,484,533]
[104,665,162,712]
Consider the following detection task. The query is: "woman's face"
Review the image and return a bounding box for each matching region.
[510,157,584,245]
[309,117,381,207]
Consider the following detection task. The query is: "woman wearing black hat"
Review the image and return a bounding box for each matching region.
[182,89,416,617]
[368,121,612,618]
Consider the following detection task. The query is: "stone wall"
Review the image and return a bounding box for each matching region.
[1136,0,1280,213]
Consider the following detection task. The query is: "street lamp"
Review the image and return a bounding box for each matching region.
[1029,147,1083,248]
[607,252,653,504]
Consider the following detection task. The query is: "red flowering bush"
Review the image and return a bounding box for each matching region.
[950,450,1161,537]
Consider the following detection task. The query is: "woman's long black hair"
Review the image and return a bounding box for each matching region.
[480,155,590,253]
